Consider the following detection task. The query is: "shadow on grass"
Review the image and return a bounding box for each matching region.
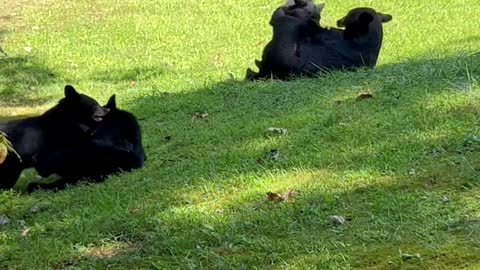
[0,56,56,107]
[2,52,480,269]
[90,66,166,83]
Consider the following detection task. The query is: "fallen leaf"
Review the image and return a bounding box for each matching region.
[399,250,421,261]
[29,205,41,213]
[280,190,298,201]
[212,53,223,67]
[202,224,215,231]
[256,149,280,164]
[266,192,283,202]
[256,157,264,164]
[441,196,450,204]
[128,207,140,214]
[0,215,10,226]
[0,132,21,165]
[192,112,209,119]
[356,93,373,101]
[21,227,31,237]
[269,149,280,161]
[265,127,288,136]
[329,215,346,225]
[0,139,7,164]
[266,190,298,202]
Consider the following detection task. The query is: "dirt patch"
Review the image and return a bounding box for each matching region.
[0,0,24,44]
[0,0,24,23]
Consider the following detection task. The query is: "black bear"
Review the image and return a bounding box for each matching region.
[30,94,146,191]
[246,0,325,80]
[246,7,392,80]
[0,85,109,189]
[300,7,393,73]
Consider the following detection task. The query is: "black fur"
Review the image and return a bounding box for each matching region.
[0,85,109,189]
[246,7,392,80]
[271,0,324,26]
[30,94,146,191]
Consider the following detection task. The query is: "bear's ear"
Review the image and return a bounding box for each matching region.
[336,16,346,27]
[378,12,392,23]
[64,85,80,99]
[106,94,117,110]
[316,3,325,13]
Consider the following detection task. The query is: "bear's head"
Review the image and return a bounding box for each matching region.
[271,0,325,26]
[336,7,392,37]
[62,85,110,123]
[285,0,324,24]
[43,85,110,134]
[95,94,147,167]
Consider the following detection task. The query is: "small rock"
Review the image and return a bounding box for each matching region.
[329,215,346,225]
[0,215,10,226]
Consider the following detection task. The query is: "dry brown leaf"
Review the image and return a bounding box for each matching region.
[266,127,288,136]
[0,215,10,226]
[266,192,283,202]
[212,53,223,67]
[29,205,42,213]
[329,215,346,225]
[192,112,209,119]
[356,93,373,101]
[266,190,298,202]
[21,227,31,237]
[0,141,6,164]
[280,190,298,201]
[256,157,264,164]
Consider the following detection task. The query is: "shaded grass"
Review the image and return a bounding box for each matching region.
[1,0,480,269]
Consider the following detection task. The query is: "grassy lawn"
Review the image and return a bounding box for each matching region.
[1,0,480,269]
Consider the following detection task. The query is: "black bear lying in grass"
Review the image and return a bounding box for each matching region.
[0,85,109,189]
[29,94,146,191]
[246,4,392,80]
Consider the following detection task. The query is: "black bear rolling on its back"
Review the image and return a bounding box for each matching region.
[0,85,109,189]
[31,94,146,191]
[246,6,392,80]
[246,1,325,80]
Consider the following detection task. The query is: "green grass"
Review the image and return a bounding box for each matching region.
[1,0,480,269]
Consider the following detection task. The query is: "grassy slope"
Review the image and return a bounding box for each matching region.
[1,0,480,269]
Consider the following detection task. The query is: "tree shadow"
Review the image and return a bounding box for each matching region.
[0,56,56,107]
[90,66,167,83]
[2,52,480,268]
